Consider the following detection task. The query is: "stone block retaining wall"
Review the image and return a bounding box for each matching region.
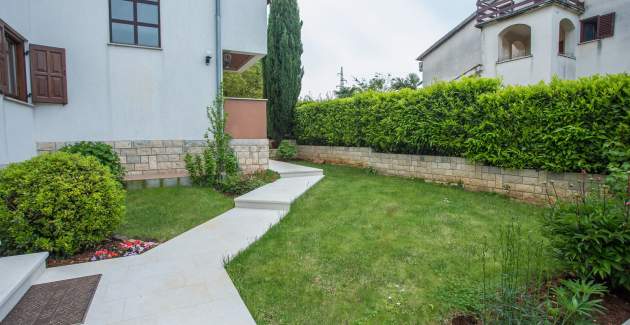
[297,145,604,203]
[37,139,269,178]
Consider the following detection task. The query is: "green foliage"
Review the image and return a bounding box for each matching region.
[604,140,630,196]
[184,150,216,187]
[295,74,630,173]
[0,152,126,256]
[335,73,422,98]
[265,0,304,142]
[478,222,551,324]
[543,182,630,290]
[297,77,501,155]
[60,141,125,183]
[218,170,280,196]
[277,140,297,160]
[184,88,238,188]
[468,75,630,172]
[224,62,263,99]
[545,279,607,324]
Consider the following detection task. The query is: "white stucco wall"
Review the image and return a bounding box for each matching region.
[480,5,583,85]
[421,18,482,86]
[0,96,36,166]
[0,0,222,144]
[576,0,630,77]
[223,0,268,56]
[482,6,552,85]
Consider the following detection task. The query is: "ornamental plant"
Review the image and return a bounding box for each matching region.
[60,141,125,183]
[184,87,238,188]
[543,174,630,290]
[277,140,297,161]
[0,152,126,256]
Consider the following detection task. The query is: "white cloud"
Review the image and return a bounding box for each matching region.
[297,0,475,98]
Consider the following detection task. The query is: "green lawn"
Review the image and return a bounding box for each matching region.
[119,187,234,242]
[226,163,554,324]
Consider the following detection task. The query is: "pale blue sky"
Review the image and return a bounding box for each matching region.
[297,0,475,98]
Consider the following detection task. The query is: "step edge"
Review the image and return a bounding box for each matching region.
[0,252,48,319]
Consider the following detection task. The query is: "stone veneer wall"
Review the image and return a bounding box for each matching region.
[297,145,605,203]
[37,139,269,178]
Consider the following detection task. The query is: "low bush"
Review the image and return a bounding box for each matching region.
[277,140,297,160]
[219,170,280,196]
[295,74,630,173]
[60,141,125,183]
[0,152,126,256]
[543,180,630,290]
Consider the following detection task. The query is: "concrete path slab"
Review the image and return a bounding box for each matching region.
[31,161,323,325]
[270,160,323,178]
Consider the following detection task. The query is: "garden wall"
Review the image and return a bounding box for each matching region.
[297,145,605,203]
[37,139,269,178]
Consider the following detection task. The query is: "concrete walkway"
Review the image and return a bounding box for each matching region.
[35,161,323,325]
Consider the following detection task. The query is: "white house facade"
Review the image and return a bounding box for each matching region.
[0,0,270,176]
[418,0,630,86]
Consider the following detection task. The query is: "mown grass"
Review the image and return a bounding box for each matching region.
[226,162,555,324]
[119,187,233,242]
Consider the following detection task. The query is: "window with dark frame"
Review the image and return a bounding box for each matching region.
[580,17,598,43]
[0,22,27,102]
[109,0,161,48]
[580,13,615,43]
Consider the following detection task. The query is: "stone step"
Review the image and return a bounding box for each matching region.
[125,172,192,190]
[269,160,323,178]
[234,175,324,211]
[0,252,48,321]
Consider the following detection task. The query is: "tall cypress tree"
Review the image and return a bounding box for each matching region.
[264,0,303,143]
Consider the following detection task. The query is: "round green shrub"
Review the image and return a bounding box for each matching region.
[277,140,297,161]
[0,152,126,256]
[60,141,125,183]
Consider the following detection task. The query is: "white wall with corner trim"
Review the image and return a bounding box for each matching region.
[0,0,268,166]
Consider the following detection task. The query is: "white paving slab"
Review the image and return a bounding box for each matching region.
[270,160,323,178]
[29,161,323,325]
[234,175,324,210]
[0,252,48,320]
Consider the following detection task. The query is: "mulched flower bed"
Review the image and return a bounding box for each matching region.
[448,287,630,325]
[595,290,630,325]
[47,239,158,268]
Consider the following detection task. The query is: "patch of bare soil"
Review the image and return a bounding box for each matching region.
[595,291,630,325]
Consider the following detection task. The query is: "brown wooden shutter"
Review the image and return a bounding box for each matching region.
[0,23,9,95]
[598,13,615,38]
[29,44,67,104]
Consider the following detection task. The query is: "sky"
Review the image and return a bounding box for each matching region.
[297,0,476,98]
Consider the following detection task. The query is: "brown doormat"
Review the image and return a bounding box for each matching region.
[1,275,101,325]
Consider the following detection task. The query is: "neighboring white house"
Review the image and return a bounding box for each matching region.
[0,0,270,175]
[417,0,630,86]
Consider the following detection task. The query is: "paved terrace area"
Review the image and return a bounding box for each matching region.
[35,160,323,325]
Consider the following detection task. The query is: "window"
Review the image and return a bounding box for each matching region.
[498,24,532,61]
[559,19,576,56]
[580,13,615,43]
[109,0,160,47]
[0,21,27,101]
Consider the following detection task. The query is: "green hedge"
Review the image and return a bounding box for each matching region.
[295,75,630,173]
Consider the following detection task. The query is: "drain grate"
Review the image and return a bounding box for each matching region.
[1,275,101,325]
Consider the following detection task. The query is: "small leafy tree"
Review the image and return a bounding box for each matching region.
[184,88,238,187]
